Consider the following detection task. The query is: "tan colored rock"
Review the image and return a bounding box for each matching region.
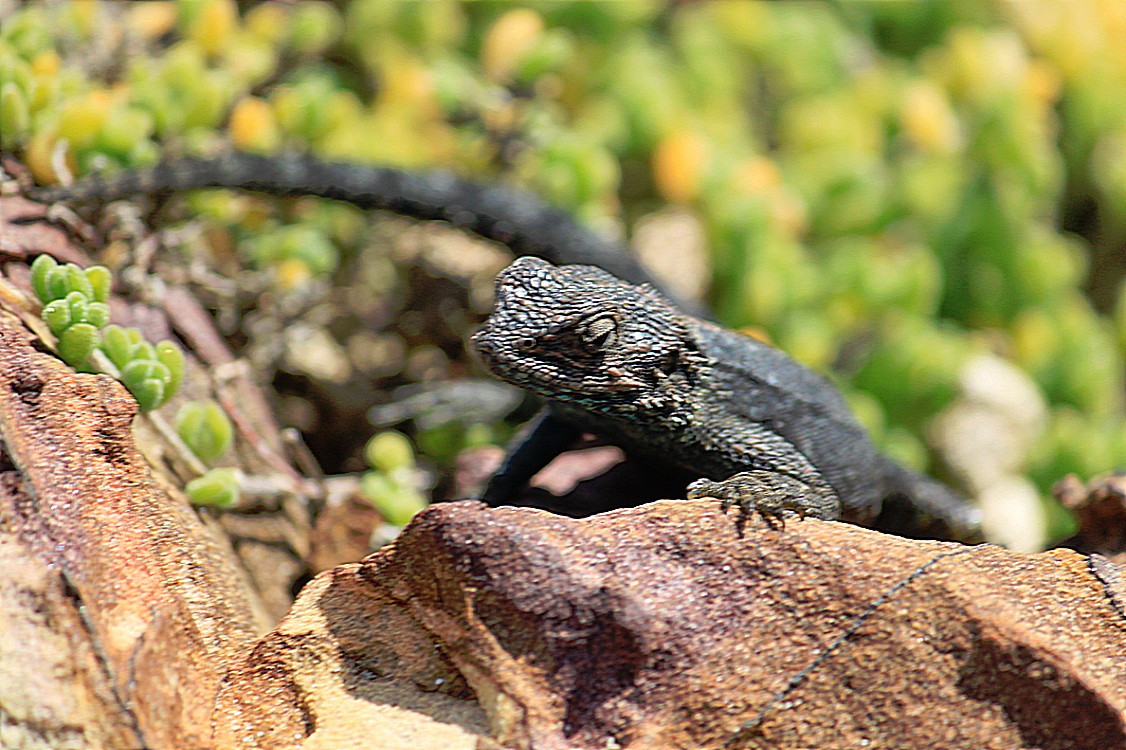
[214,563,490,749]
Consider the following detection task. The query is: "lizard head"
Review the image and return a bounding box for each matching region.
[473,257,704,417]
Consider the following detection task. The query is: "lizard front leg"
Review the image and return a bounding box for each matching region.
[687,471,841,522]
[481,408,582,506]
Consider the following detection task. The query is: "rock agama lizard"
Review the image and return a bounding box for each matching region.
[473,257,980,533]
[24,152,980,536]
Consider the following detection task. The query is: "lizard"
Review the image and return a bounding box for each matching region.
[21,152,980,536]
[473,256,981,534]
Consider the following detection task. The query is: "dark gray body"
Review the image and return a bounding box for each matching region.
[685,320,882,516]
[550,320,881,519]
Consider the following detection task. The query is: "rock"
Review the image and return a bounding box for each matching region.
[217,500,1126,750]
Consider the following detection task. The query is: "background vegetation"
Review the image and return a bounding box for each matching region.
[3,0,1125,542]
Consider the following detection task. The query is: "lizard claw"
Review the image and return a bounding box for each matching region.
[686,472,840,523]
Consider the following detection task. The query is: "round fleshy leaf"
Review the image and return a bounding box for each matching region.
[185,468,240,508]
[85,265,113,303]
[45,265,71,302]
[65,290,90,323]
[176,401,233,464]
[58,323,100,367]
[155,341,185,400]
[41,299,72,335]
[134,340,156,362]
[122,359,170,391]
[129,378,166,412]
[101,325,136,370]
[30,254,58,304]
[86,301,111,328]
[65,264,95,300]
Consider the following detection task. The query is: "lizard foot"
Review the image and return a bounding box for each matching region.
[686,471,841,523]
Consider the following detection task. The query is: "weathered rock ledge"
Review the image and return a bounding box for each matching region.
[216,499,1126,750]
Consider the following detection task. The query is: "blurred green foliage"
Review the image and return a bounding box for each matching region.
[4,0,1126,529]
[360,430,428,525]
[176,400,235,465]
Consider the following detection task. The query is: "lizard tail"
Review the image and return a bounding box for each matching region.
[878,457,982,540]
[28,152,664,293]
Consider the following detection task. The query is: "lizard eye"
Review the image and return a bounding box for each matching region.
[579,313,619,352]
[515,336,537,351]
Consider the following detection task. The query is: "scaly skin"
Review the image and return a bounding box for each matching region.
[474,257,981,534]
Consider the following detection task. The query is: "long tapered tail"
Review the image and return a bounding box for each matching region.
[29,152,672,293]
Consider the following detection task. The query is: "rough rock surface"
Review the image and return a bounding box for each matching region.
[218,499,1126,750]
[0,307,260,749]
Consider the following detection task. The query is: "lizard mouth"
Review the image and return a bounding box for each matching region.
[470,332,504,373]
[472,332,559,389]
[471,329,545,388]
